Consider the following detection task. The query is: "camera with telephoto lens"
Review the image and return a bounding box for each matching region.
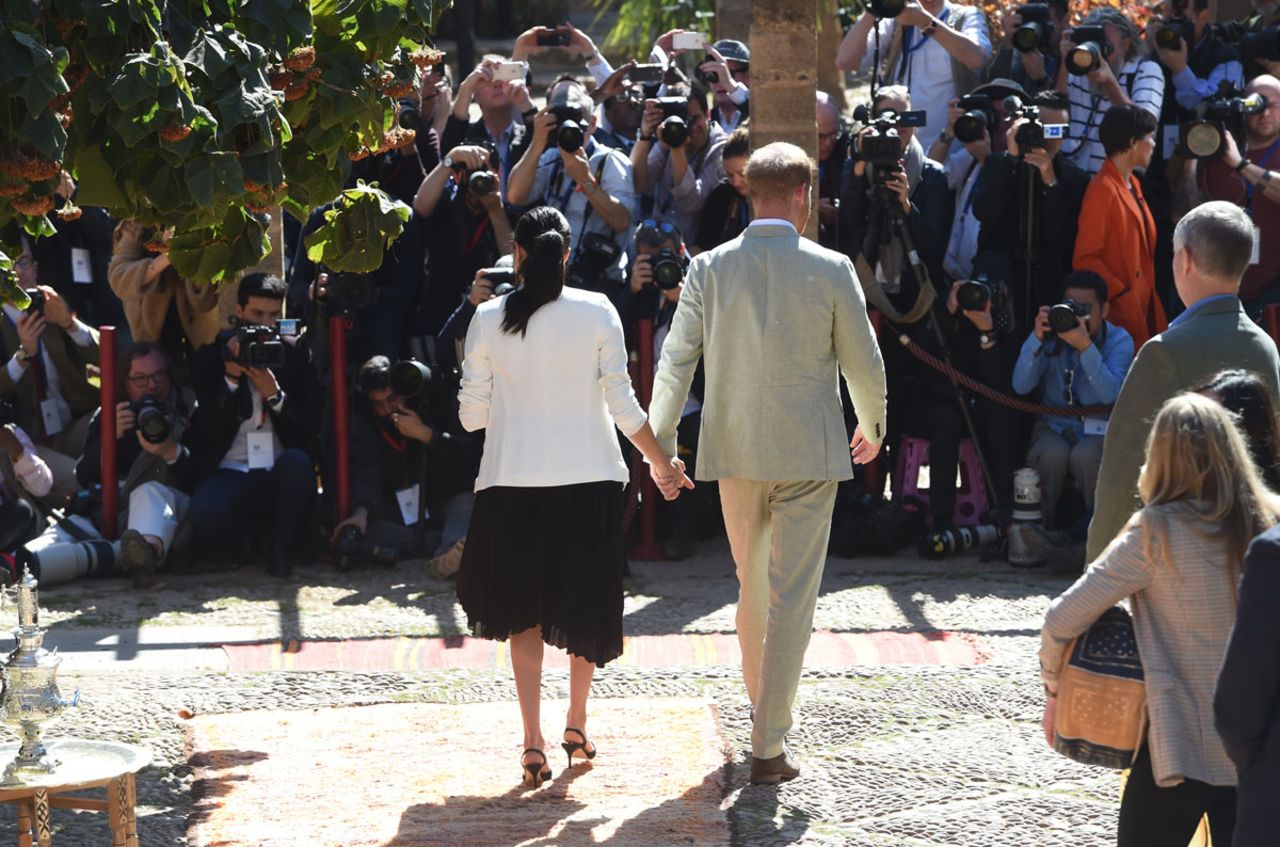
[656,97,690,147]
[320,268,379,315]
[1156,16,1196,51]
[955,275,1014,333]
[1179,86,1267,160]
[398,98,421,132]
[549,105,586,152]
[462,169,497,196]
[1241,25,1280,62]
[1066,26,1114,76]
[1003,95,1068,153]
[389,358,433,402]
[853,104,928,173]
[954,94,996,144]
[129,396,174,445]
[567,232,623,292]
[867,0,907,18]
[649,248,686,290]
[335,525,399,571]
[223,322,286,368]
[1047,298,1090,337]
[1012,4,1054,53]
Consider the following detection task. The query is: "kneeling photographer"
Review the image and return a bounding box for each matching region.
[1010,271,1133,569]
[186,273,323,578]
[71,343,196,587]
[629,219,711,559]
[333,355,480,571]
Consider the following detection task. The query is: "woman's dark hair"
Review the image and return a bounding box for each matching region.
[1099,104,1158,158]
[501,206,571,337]
[1196,369,1280,491]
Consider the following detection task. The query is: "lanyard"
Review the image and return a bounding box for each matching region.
[379,426,407,454]
[1244,136,1280,212]
[899,8,951,86]
[465,216,491,255]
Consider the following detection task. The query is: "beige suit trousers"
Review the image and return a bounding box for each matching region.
[719,478,838,759]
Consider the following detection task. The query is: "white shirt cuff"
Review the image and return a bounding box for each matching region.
[6,356,24,385]
[66,321,92,347]
[729,83,750,105]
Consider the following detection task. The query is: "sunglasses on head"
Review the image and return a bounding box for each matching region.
[638,219,678,235]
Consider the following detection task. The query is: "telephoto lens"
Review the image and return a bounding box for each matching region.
[1011,4,1053,53]
[466,170,497,196]
[1065,26,1112,76]
[659,115,689,147]
[1048,299,1089,335]
[390,359,432,399]
[1155,17,1194,50]
[956,280,992,312]
[131,397,173,445]
[651,248,685,290]
[550,106,586,152]
[920,525,1002,559]
[953,96,992,144]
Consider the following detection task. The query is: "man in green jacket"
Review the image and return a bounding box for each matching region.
[1087,201,1280,562]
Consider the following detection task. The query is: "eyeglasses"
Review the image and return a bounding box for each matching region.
[127,370,169,388]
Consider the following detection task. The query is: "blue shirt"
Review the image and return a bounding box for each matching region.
[1167,293,1239,331]
[1011,322,1135,437]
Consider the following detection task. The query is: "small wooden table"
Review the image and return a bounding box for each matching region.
[0,740,150,847]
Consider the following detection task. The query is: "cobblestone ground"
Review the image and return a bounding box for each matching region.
[0,540,1120,846]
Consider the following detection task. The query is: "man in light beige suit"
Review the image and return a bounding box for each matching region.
[649,142,888,784]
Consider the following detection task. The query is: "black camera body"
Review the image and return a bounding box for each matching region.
[462,169,497,196]
[954,94,995,144]
[867,0,906,18]
[656,96,690,147]
[129,396,174,445]
[1004,95,1068,152]
[23,289,44,317]
[1066,26,1114,76]
[321,269,379,315]
[480,268,516,287]
[1012,4,1054,53]
[1156,16,1196,51]
[398,98,420,132]
[649,248,686,290]
[224,323,287,369]
[568,232,623,292]
[956,276,1014,333]
[852,104,927,170]
[536,27,570,47]
[1048,298,1090,336]
[549,105,586,152]
[335,526,399,571]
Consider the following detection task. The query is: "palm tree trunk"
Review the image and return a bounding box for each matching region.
[748,0,819,241]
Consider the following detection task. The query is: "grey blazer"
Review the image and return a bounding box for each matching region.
[1043,503,1241,788]
[1087,297,1280,560]
[649,224,888,482]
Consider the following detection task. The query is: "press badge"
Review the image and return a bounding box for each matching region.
[71,248,93,284]
[396,485,425,525]
[39,399,64,437]
[247,431,275,470]
[1084,417,1108,437]
[1163,124,1180,157]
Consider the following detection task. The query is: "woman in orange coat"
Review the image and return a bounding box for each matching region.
[1072,105,1166,348]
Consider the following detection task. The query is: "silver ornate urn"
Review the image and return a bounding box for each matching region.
[0,568,77,783]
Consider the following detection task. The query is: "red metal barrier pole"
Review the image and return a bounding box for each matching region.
[330,317,351,524]
[99,325,118,539]
[1264,303,1280,348]
[630,317,664,560]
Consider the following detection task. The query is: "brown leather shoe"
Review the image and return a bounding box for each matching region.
[749,750,800,785]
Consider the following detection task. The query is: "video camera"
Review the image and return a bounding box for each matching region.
[852,103,927,172]
[129,396,174,445]
[954,94,996,144]
[656,96,691,147]
[1180,85,1266,159]
[1156,16,1196,51]
[1004,95,1068,152]
[955,275,1014,333]
[1047,298,1089,337]
[223,322,287,369]
[549,105,587,152]
[1065,26,1113,76]
[1012,4,1054,53]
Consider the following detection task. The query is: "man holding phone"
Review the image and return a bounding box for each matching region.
[441,54,534,194]
[700,40,752,133]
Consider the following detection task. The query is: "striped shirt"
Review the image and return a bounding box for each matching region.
[1063,58,1164,176]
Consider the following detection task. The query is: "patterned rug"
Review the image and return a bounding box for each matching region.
[186,699,731,847]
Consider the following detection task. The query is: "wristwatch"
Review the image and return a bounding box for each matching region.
[266,391,285,412]
[635,129,656,143]
[441,154,454,169]
[923,16,941,36]
[14,348,32,365]
[979,332,996,347]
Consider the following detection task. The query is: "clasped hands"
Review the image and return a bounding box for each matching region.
[649,456,695,501]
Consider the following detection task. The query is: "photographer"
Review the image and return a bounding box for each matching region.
[0,267,99,496]
[0,423,51,559]
[185,273,323,577]
[987,0,1069,95]
[1056,8,1164,176]
[506,78,635,308]
[74,343,196,587]
[1011,271,1133,531]
[590,62,645,154]
[836,0,991,136]
[631,82,726,240]
[973,90,1090,314]
[1151,0,1243,112]
[414,59,453,149]
[699,40,752,134]
[441,54,534,193]
[818,92,850,249]
[413,144,513,336]
[333,355,479,565]
[1196,75,1280,319]
[693,127,753,253]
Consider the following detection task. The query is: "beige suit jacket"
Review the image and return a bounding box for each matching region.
[650,223,887,482]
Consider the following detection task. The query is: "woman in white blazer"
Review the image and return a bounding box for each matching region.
[456,206,689,788]
[1039,393,1280,846]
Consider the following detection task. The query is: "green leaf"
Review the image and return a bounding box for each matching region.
[303,180,409,273]
[70,143,129,208]
[18,110,68,159]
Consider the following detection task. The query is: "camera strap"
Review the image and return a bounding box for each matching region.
[898,7,952,86]
[852,252,936,324]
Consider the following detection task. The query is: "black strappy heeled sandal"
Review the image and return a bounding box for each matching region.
[521,748,552,787]
[561,727,597,768]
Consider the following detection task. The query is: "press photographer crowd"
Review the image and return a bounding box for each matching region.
[8,1,1280,593]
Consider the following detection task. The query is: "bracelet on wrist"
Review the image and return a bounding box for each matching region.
[1236,158,1251,174]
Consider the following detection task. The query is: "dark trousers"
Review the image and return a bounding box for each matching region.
[0,499,37,553]
[187,449,315,555]
[1118,740,1236,847]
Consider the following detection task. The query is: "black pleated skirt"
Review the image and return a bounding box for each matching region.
[457,480,627,667]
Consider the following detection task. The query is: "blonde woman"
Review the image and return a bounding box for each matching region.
[1039,393,1280,846]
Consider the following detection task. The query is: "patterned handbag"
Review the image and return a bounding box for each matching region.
[1053,605,1147,769]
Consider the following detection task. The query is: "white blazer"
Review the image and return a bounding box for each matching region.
[459,287,647,491]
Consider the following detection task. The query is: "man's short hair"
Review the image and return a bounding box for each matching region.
[356,355,393,395]
[117,341,171,400]
[548,78,593,121]
[871,85,910,113]
[1032,90,1070,112]
[1063,269,1109,304]
[666,82,710,116]
[723,126,751,161]
[238,272,287,306]
[1081,8,1142,47]
[635,218,684,249]
[745,142,812,206]
[1174,201,1255,283]
[1098,104,1158,157]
